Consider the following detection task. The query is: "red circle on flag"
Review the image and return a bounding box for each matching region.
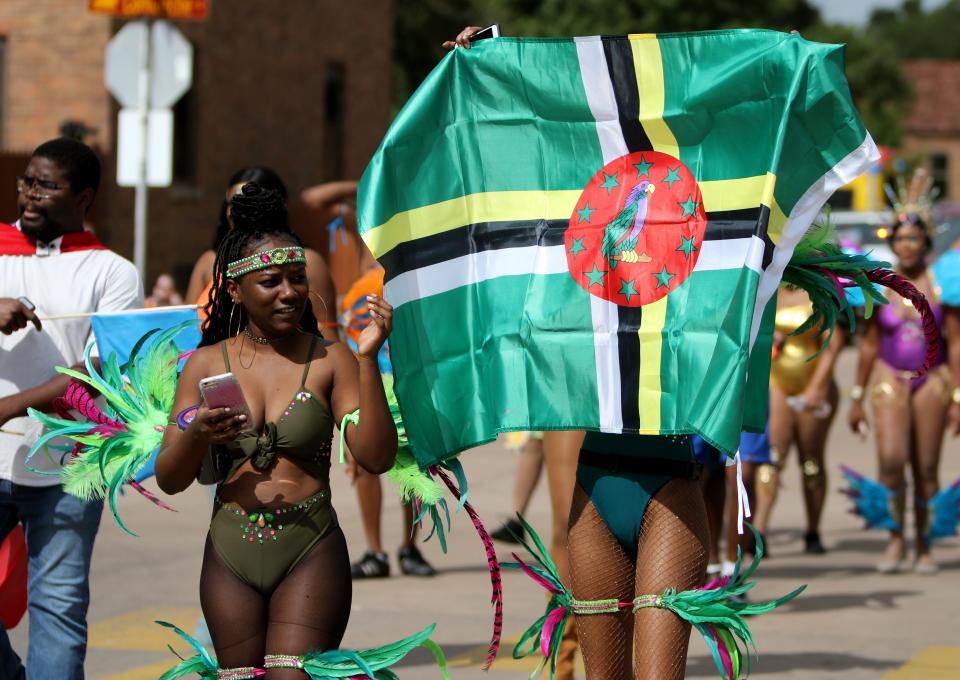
[565,151,707,307]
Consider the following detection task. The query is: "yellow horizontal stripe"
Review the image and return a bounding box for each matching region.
[362,190,581,259]
[364,174,787,259]
[882,646,960,679]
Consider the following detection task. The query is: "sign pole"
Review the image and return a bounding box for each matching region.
[133,17,152,279]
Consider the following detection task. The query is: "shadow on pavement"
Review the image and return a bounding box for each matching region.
[778,589,920,613]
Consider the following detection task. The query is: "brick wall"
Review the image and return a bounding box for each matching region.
[0,1,393,293]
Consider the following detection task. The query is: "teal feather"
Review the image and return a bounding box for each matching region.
[155,620,218,680]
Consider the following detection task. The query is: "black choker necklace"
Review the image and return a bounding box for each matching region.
[243,328,292,345]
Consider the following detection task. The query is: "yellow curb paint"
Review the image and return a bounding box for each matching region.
[882,646,960,679]
[447,630,585,672]
[88,607,202,652]
[100,659,181,680]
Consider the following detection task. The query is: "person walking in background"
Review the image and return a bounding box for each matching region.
[185,166,338,333]
[848,212,960,573]
[0,138,142,679]
[490,432,545,543]
[144,273,184,308]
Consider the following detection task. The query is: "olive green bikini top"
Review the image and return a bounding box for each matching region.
[220,336,333,481]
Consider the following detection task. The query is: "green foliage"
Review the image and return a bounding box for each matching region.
[867,0,960,59]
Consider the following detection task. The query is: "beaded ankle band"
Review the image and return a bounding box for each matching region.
[226,246,306,279]
[217,667,264,679]
[263,653,304,669]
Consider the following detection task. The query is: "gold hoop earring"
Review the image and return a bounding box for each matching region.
[309,290,330,321]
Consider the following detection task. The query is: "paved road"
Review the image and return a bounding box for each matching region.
[10,349,960,678]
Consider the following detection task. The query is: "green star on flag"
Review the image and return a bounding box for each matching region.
[600,172,620,194]
[663,166,682,187]
[633,155,654,177]
[654,266,676,289]
[677,235,697,258]
[584,264,607,288]
[679,194,700,219]
[577,202,596,223]
[569,237,586,258]
[619,277,638,301]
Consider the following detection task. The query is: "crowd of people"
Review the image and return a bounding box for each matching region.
[0,26,958,680]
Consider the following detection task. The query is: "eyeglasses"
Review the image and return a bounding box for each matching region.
[16,175,68,199]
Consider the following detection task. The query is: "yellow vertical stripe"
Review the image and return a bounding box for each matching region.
[629,34,680,158]
[638,295,668,432]
[629,35,672,432]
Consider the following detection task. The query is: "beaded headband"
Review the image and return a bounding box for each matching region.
[226,246,306,279]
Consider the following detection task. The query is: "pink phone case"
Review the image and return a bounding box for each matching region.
[198,373,254,424]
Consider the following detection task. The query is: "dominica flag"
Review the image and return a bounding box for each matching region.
[358,30,877,464]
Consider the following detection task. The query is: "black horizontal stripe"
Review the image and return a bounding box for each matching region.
[380,219,567,284]
[380,207,781,282]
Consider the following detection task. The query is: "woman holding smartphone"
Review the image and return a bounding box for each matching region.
[155,183,406,677]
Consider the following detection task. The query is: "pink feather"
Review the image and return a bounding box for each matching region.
[706,624,735,679]
[432,465,503,670]
[56,379,124,429]
[510,552,562,595]
[540,606,567,658]
[128,480,176,512]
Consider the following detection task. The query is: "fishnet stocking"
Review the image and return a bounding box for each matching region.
[568,483,633,679]
[634,478,709,680]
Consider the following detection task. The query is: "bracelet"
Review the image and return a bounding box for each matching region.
[952,387,960,405]
[850,385,865,402]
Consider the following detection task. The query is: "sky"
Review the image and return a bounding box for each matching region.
[810,0,949,26]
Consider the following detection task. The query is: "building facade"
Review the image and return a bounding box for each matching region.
[0,0,392,289]
[901,60,960,202]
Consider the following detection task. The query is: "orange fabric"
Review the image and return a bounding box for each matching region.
[339,267,384,347]
[196,280,213,321]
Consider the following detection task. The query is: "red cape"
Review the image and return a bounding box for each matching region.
[0,221,106,255]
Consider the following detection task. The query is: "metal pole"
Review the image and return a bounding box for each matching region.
[133,18,152,279]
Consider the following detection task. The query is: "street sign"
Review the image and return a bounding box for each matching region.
[90,0,210,20]
[116,109,173,187]
[105,21,193,109]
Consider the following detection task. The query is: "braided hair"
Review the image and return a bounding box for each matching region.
[200,182,320,347]
[211,166,288,251]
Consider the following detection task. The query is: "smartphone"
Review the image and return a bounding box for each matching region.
[17,296,35,311]
[469,24,500,42]
[198,372,254,429]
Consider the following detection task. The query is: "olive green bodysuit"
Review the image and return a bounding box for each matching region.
[208,336,338,596]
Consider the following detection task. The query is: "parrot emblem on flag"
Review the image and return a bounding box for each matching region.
[601,180,656,270]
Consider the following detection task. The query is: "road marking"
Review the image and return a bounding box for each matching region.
[89,607,202,651]
[447,630,585,672]
[882,646,960,679]
[101,660,183,680]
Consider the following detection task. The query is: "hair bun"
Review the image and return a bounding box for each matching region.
[229,181,288,233]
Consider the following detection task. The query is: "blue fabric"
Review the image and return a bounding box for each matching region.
[90,307,200,367]
[0,481,102,680]
[577,434,694,557]
[692,428,771,465]
[933,250,960,306]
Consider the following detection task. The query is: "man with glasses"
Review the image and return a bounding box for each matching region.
[0,138,141,679]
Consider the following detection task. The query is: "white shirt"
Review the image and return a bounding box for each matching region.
[0,228,142,486]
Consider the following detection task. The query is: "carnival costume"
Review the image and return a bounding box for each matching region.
[26,244,450,679]
[840,172,960,552]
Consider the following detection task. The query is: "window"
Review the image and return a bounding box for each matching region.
[172,53,198,184]
[930,153,949,200]
[322,63,345,181]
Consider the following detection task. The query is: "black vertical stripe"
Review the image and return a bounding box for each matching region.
[602,38,653,154]
[602,37,654,432]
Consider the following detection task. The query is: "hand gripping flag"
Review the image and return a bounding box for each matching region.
[359,30,879,464]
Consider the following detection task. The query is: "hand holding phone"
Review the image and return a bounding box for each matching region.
[193,373,254,442]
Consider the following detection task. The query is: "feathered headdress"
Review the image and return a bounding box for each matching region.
[26,321,196,536]
[884,166,940,233]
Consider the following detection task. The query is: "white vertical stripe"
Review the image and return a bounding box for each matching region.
[576,35,627,432]
[748,133,880,347]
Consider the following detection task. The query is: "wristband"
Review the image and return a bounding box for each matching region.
[850,385,865,402]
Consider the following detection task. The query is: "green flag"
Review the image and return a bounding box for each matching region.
[359,30,877,465]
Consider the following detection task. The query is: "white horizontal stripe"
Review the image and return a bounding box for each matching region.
[749,133,880,348]
[383,245,568,309]
[694,237,765,274]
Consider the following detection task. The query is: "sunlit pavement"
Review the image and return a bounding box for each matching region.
[10,348,960,679]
